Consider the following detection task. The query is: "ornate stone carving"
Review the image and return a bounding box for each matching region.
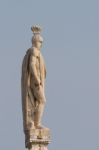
[25,128,50,150]
[21,26,50,149]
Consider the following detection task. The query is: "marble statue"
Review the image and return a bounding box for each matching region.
[21,26,50,150]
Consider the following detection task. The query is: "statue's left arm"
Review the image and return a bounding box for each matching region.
[29,54,41,86]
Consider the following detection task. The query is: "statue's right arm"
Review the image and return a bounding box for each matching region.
[29,55,40,86]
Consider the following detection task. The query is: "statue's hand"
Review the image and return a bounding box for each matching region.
[34,78,41,87]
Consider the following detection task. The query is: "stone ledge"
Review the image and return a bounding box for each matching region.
[25,128,51,148]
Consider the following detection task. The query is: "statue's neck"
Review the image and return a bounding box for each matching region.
[31,46,40,51]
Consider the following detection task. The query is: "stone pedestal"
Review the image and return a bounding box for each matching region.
[25,128,51,150]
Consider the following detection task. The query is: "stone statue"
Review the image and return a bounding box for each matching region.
[21,26,50,150]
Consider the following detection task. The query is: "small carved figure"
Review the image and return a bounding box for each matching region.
[21,26,47,134]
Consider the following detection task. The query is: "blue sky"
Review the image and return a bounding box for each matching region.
[0,0,99,150]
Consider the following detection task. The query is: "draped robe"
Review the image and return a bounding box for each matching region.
[21,47,46,132]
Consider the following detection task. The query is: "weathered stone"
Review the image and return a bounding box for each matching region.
[21,26,51,150]
[25,128,50,149]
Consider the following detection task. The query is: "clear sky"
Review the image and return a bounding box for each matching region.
[0,0,99,150]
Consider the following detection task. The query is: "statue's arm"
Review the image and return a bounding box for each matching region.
[29,55,40,85]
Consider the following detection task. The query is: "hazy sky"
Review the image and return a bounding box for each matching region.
[0,0,99,150]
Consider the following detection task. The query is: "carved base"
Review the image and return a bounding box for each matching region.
[25,128,51,150]
[29,140,49,150]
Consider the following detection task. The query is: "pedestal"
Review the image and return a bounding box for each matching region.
[25,128,51,150]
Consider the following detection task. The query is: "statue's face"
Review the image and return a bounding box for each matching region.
[35,40,43,50]
[32,34,43,50]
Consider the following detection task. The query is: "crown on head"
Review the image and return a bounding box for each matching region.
[31,25,42,34]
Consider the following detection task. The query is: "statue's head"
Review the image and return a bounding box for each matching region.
[31,26,43,50]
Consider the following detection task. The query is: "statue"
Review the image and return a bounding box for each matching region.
[21,26,50,150]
